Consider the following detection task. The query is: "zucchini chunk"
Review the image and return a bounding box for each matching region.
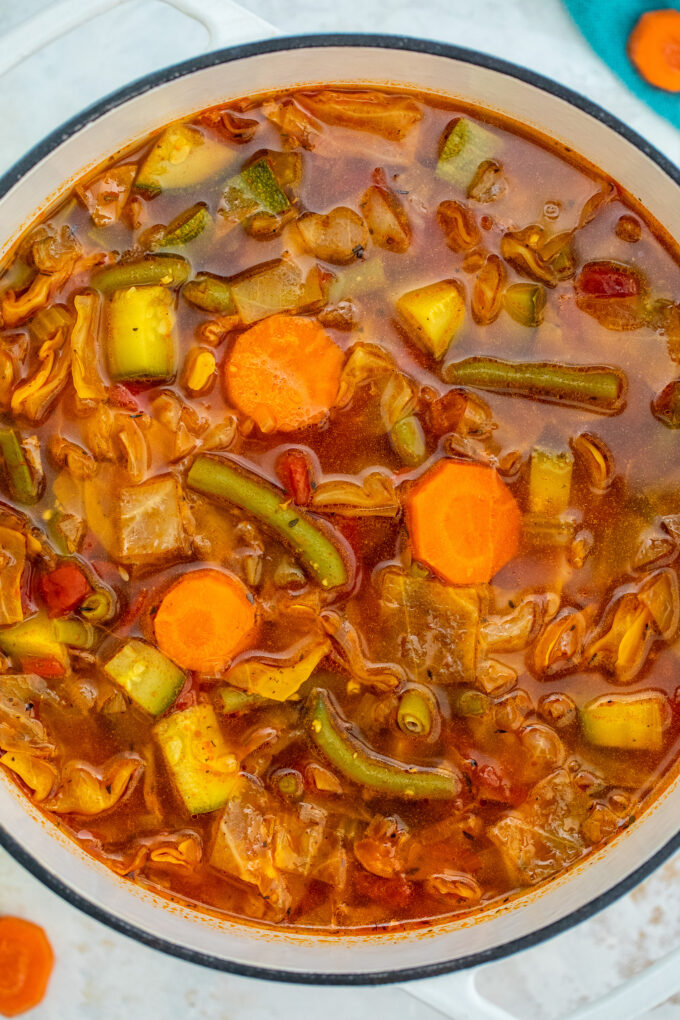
[580,692,671,752]
[396,279,465,359]
[154,703,240,814]
[136,123,236,196]
[437,117,501,189]
[106,285,177,382]
[103,638,185,715]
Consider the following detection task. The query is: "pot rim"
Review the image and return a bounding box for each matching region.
[1,31,680,986]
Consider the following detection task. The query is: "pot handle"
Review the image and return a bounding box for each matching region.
[402,941,680,1020]
[0,0,278,80]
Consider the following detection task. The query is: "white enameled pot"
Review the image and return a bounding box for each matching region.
[2,1,680,1006]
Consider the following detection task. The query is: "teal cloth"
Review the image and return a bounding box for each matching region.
[563,0,680,128]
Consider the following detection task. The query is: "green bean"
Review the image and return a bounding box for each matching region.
[397,688,434,735]
[91,255,190,294]
[183,273,236,315]
[0,428,40,505]
[449,688,490,717]
[216,685,268,715]
[187,455,349,589]
[390,415,426,466]
[444,357,626,413]
[307,688,460,799]
[271,768,304,800]
[53,617,95,649]
[79,588,117,623]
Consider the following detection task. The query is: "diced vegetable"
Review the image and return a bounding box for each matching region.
[296,207,368,265]
[70,291,107,401]
[472,254,506,325]
[443,358,626,414]
[225,314,343,431]
[298,90,422,140]
[449,688,490,717]
[76,164,136,227]
[503,283,546,327]
[396,280,465,359]
[0,751,57,800]
[44,754,141,815]
[580,692,670,752]
[135,123,236,196]
[652,380,680,428]
[360,184,411,252]
[275,448,313,506]
[183,273,236,315]
[229,259,304,325]
[311,471,399,517]
[0,526,26,626]
[390,415,426,465]
[468,159,507,202]
[529,446,573,517]
[187,455,350,589]
[327,258,386,304]
[437,118,501,188]
[106,285,177,382]
[92,255,190,294]
[0,917,54,1019]
[221,157,291,228]
[0,612,71,671]
[0,428,41,504]
[405,459,521,584]
[157,202,211,247]
[436,201,481,253]
[397,688,434,735]
[307,688,460,798]
[215,686,270,715]
[79,587,117,623]
[103,639,185,715]
[118,475,188,566]
[39,562,92,617]
[154,703,240,813]
[575,260,645,330]
[154,568,257,673]
[182,347,216,397]
[10,333,71,424]
[227,639,331,701]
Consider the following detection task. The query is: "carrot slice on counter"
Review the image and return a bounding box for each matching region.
[154,568,257,673]
[628,9,680,92]
[405,459,521,584]
[225,314,344,432]
[0,916,54,1017]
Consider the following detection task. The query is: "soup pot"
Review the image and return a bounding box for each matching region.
[2,0,680,1002]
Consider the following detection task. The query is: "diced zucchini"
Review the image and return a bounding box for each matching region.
[103,638,185,715]
[221,157,290,228]
[154,703,240,814]
[328,259,386,304]
[0,612,69,669]
[396,279,465,359]
[529,446,573,517]
[135,124,236,197]
[183,273,236,316]
[117,475,188,566]
[580,692,670,752]
[158,202,211,248]
[436,118,501,189]
[107,285,177,382]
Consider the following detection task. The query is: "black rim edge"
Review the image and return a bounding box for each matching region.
[2,31,680,986]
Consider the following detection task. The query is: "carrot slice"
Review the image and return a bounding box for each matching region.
[405,460,521,584]
[0,916,54,1017]
[154,569,257,673]
[225,314,344,432]
[628,9,680,92]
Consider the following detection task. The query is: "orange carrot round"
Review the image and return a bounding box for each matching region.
[405,459,521,584]
[225,314,344,432]
[154,568,257,673]
[628,9,680,92]
[0,917,54,1018]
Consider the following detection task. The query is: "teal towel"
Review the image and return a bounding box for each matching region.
[563,0,680,128]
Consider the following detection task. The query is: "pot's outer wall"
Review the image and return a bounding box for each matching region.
[2,36,680,985]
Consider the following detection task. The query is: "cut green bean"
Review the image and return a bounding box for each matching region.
[397,688,434,735]
[390,415,426,466]
[183,273,236,315]
[92,255,190,294]
[449,688,490,717]
[444,357,626,413]
[0,428,40,504]
[187,455,349,589]
[216,686,269,715]
[307,688,459,798]
[79,587,117,623]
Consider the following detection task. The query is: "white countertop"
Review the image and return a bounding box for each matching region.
[1,1,680,1017]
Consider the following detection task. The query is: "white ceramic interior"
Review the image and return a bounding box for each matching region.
[1,38,679,983]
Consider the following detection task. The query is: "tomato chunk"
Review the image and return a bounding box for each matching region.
[275,449,313,506]
[39,563,92,617]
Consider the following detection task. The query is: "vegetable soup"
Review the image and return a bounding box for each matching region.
[1,87,680,932]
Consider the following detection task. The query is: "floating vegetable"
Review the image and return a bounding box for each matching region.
[311,471,399,517]
[0,526,26,626]
[154,703,240,814]
[297,207,368,265]
[397,688,435,735]
[396,279,465,359]
[503,283,546,327]
[92,254,190,293]
[135,123,236,196]
[0,428,42,504]
[298,90,422,140]
[580,692,670,752]
[436,117,501,188]
[227,639,331,701]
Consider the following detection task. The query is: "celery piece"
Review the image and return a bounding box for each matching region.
[328,259,386,304]
[106,285,177,381]
[187,455,349,589]
[53,617,94,649]
[183,273,236,316]
[0,428,40,504]
[436,118,501,189]
[529,446,574,517]
[158,202,211,248]
[135,123,236,197]
[104,638,185,715]
[154,703,240,813]
[92,255,190,295]
[580,692,670,752]
[396,279,465,359]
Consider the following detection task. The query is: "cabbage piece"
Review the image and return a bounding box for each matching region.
[229,258,304,325]
[376,567,485,684]
[30,225,82,274]
[298,90,422,141]
[43,753,142,815]
[76,165,136,227]
[335,342,393,407]
[262,99,320,150]
[210,776,327,918]
[227,638,330,701]
[481,593,559,654]
[321,609,403,690]
[70,292,107,401]
[311,471,399,518]
[11,332,71,423]
[1,267,72,328]
[0,675,55,757]
[117,474,190,567]
[0,526,26,626]
[0,750,58,800]
[488,768,589,885]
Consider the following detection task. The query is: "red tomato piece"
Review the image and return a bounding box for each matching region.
[576,261,641,298]
[354,870,413,909]
[39,563,92,617]
[275,449,313,506]
[20,657,66,680]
